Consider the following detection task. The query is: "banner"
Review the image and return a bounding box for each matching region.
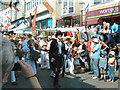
[12,4,20,12]
[6,16,11,20]
[31,6,37,32]
[42,0,55,16]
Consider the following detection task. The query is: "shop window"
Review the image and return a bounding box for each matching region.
[57,19,64,28]
[72,16,80,27]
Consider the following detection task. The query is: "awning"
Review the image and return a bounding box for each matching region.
[86,18,100,25]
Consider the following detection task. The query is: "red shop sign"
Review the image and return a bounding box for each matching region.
[87,5,120,18]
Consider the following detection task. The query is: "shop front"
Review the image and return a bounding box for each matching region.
[56,15,80,28]
[84,2,120,26]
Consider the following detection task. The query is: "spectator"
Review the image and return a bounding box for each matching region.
[107,51,117,83]
[91,38,101,79]
[99,51,107,81]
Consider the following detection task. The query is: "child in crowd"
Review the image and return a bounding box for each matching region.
[99,51,107,81]
[107,51,117,83]
[73,47,80,74]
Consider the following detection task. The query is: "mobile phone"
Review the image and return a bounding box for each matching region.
[12,62,21,71]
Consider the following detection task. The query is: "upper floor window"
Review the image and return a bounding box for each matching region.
[39,0,41,4]
[69,0,74,13]
[30,1,32,9]
[5,12,7,16]
[27,3,29,10]
[35,0,36,6]
[62,0,74,14]
[37,0,39,5]
[33,0,35,8]
[94,0,114,5]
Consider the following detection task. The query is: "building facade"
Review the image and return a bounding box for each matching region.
[25,0,56,29]
[83,0,120,26]
[56,0,86,28]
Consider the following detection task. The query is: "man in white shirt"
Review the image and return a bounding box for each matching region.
[40,35,50,70]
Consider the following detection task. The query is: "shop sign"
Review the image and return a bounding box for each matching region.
[87,5,120,19]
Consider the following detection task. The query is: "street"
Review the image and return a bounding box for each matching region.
[2,65,119,89]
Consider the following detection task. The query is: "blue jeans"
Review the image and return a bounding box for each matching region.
[90,58,94,73]
[109,65,115,80]
[93,58,99,77]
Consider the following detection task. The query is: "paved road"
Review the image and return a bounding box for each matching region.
[2,65,119,89]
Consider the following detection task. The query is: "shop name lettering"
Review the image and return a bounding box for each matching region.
[99,7,119,14]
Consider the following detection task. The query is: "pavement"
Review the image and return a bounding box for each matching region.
[2,64,119,89]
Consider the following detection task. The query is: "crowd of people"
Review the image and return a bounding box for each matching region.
[0,21,120,88]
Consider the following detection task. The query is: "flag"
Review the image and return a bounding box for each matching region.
[12,4,20,12]
[42,0,55,17]
[85,3,89,11]
[6,16,11,20]
[31,6,37,32]
[33,6,37,13]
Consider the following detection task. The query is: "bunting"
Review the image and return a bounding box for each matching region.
[31,6,37,32]
[12,4,20,12]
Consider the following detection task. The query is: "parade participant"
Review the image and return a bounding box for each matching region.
[99,51,107,81]
[91,38,101,79]
[107,51,117,83]
[49,31,66,88]
[64,36,75,77]
[11,39,21,85]
[73,47,80,74]
[40,35,50,70]
[22,39,37,75]
[77,39,89,72]
[48,36,55,78]
[22,34,32,47]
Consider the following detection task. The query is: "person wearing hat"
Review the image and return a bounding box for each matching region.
[40,35,50,70]
[99,51,107,81]
[63,36,75,77]
[49,31,66,88]
[107,51,117,83]
[91,38,101,79]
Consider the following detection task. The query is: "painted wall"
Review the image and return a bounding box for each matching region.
[48,18,53,28]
